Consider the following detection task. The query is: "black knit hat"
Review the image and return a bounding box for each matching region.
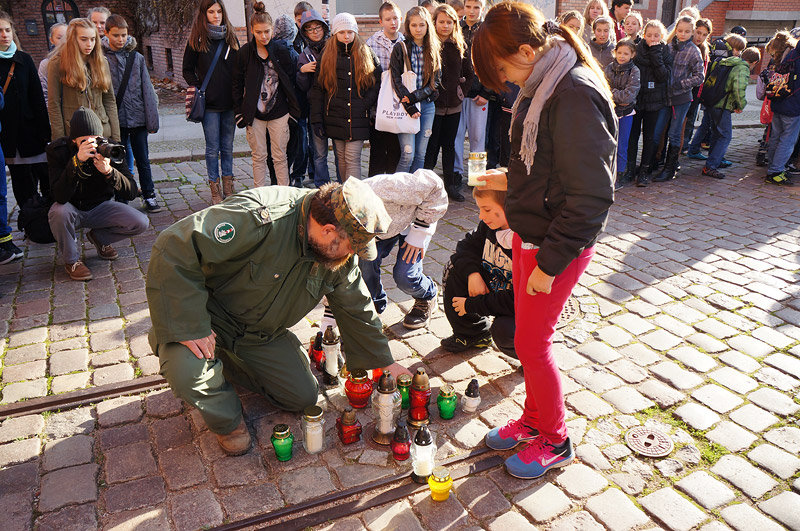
[69,107,103,140]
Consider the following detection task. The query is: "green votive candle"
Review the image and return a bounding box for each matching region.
[397,373,412,409]
[271,424,294,461]
[437,385,458,420]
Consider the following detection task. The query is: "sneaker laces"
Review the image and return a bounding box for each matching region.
[411,298,432,314]
[498,418,536,440]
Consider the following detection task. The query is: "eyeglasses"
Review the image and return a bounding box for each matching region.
[305,25,324,33]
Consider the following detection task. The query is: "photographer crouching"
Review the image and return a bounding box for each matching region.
[47,107,149,280]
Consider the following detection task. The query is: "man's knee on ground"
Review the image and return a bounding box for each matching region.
[157,342,221,398]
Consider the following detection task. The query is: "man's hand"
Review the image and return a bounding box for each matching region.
[383,361,413,378]
[93,152,113,176]
[77,137,98,162]
[180,331,217,360]
[400,241,424,263]
[452,296,467,316]
[473,95,488,106]
[467,272,489,297]
[527,266,554,296]
[300,61,317,73]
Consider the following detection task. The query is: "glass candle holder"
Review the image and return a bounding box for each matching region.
[410,425,436,483]
[428,466,453,501]
[322,325,341,387]
[467,152,487,186]
[391,420,412,462]
[397,374,412,410]
[462,378,482,413]
[371,371,402,445]
[271,424,294,462]
[437,385,457,420]
[408,368,431,428]
[336,407,362,445]
[345,369,373,409]
[301,405,325,454]
[310,331,325,371]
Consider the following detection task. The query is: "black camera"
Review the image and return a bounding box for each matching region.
[95,138,126,164]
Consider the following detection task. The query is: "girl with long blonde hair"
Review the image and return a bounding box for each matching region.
[47,17,119,141]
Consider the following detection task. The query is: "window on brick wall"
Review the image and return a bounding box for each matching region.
[336,0,380,16]
[165,48,174,72]
[146,46,153,70]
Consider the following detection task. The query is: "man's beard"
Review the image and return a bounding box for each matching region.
[308,233,353,271]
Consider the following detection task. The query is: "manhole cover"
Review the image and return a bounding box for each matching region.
[556,296,580,330]
[625,426,674,457]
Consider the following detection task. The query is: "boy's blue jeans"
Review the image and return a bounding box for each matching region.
[202,110,235,183]
[705,108,732,170]
[688,106,712,155]
[766,113,800,174]
[121,127,155,198]
[359,234,437,314]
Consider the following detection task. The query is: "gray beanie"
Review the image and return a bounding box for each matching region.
[273,14,298,42]
[69,107,103,139]
[331,13,358,35]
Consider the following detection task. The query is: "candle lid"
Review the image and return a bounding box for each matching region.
[322,325,339,344]
[272,423,291,438]
[349,369,369,382]
[340,407,357,425]
[468,152,487,160]
[414,425,433,445]
[465,379,480,398]
[377,371,397,393]
[411,368,430,390]
[313,331,323,349]
[431,466,450,482]
[397,374,412,387]
[393,419,410,441]
[303,405,324,422]
[438,384,455,398]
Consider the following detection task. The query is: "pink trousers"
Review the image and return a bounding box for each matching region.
[512,234,595,444]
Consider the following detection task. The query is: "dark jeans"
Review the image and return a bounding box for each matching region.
[639,108,670,170]
[424,112,461,187]
[442,262,515,357]
[0,148,10,238]
[627,112,642,170]
[120,126,155,198]
[487,102,512,169]
[368,128,401,177]
[706,107,732,170]
[289,118,310,185]
[8,162,49,206]
[688,106,712,155]
[682,98,701,150]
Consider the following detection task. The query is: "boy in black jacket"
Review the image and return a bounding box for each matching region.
[442,187,515,356]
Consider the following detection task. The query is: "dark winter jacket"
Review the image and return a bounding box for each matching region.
[770,44,800,117]
[604,59,640,117]
[101,36,160,131]
[0,50,50,158]
[296,10,330,93]
[450,221,514,317]
[232,38,300,127]
[506,62,616,277]
[668,38,704,106]
[589,38,614,68]
[435,39,473,110]
[182,36,239,112]
[460,19,492,101]
[634,40,672,111]
[47,137,138,211]
[389,40,440,116]
[309,40,381,141]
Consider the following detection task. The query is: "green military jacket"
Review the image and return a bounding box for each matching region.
[146,186,393,371]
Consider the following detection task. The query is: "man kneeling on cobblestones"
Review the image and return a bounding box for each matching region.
[146,179,412,456]
[47,107,149,281]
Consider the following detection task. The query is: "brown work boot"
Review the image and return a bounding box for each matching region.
[216,420,252,456]
[221,175,235,198]
[209,180,223,204]
[65,261,93,281]
[86,230,118,260]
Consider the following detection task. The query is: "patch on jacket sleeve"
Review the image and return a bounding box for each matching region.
[214,222,236,243]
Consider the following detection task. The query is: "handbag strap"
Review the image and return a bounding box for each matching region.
[115,51,135,105]
[200,41,225,92]
[401,42,412,73]
[2,62,15,95]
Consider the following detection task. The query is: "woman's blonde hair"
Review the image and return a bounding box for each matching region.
[56,18,110,92]
[583,0,609,27]
[665,15,695,44]
[643,19,667,43]
[318,32,377,99]
[404,6,442,89]
[433,4,466,57]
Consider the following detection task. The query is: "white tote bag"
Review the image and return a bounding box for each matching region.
[375,44,420,135]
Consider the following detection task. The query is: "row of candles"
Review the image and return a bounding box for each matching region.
[269,326,482,500]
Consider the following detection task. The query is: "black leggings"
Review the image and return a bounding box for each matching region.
[8,162,49,206]
[424,112,461,187]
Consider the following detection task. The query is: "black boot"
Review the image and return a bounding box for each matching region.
[654,145,681,182]
[635,167,650,187]
[445,173,464,202]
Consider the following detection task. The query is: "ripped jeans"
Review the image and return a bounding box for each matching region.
[396,100,435,173]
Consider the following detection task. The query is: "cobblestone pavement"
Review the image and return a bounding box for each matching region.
[1,130,800,531]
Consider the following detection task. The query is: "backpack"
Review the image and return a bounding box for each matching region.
[18,194,55,244]
[709,39,733,65]
[698,60,734,108]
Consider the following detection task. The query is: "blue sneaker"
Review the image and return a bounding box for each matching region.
[485,419,539,450]
[687,152,707,160]
[719,159,732,168]
[504,436,574,479]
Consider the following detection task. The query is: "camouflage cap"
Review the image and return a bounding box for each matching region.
[330,178,391,261]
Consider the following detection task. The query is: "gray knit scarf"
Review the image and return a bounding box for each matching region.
[207,24,227,41]
[510,38,576,172]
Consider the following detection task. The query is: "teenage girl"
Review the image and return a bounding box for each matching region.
[472,2,615,479]
[38,22,67,100]
[390,6,441,173]
[183,0,240,204]
[630,19,672,187]
[309,13,380,181]
[0,11,51,207]
[581,0,609,44]
[654,16,703,182]
[423,4,473,202]
[623,11,642,42]
[559,10,584,39]
[682,18,711,151]
[233,2,299,187]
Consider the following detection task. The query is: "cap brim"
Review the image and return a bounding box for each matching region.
[357,240,378,261]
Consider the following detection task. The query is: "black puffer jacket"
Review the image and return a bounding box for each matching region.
[505,62,616,277]
[0,50,50,157]
[634,40,672,112]
[389,41,440,115]
[232,38,300,127]
[182,37,239,112]
[435,40,473,109]
[309,40,381,141]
